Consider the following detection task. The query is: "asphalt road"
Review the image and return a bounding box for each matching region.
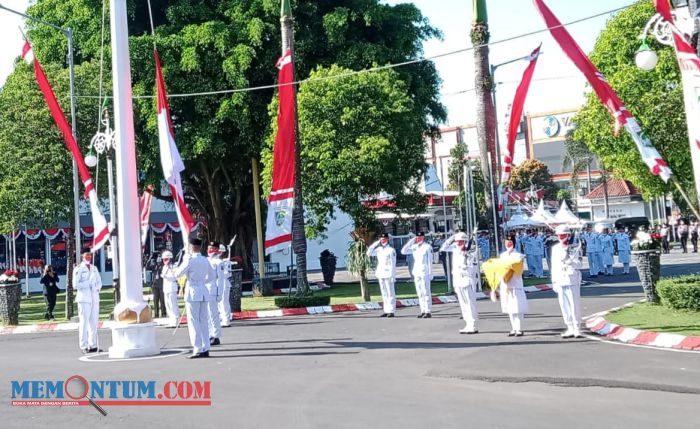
[1,252,699,428]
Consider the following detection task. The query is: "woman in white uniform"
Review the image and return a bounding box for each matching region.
[498,234,528,336]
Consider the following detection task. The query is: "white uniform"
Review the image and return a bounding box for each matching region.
[175,253,214,354]
[600,234,614,275]
[218,260,233,326]
[441,238,480,332]
[498,250,528,333]
[73,261,101,350]
[401,238,433,315]
[550,242,583,336]
[367,240,396,314]
[207,255,224,340]
[615,233,631,274]
[161,263,180,327]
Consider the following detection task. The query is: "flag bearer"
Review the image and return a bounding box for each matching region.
[206,242,224,346]
[401,232,433,318]
[498,235,528,336]
[441,232,480,334]
[551,225,583,338]
[367,233,397,317]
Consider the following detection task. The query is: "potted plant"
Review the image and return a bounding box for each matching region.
[0,269,22,325]
[631,230,662,303]
[319,249,337,286]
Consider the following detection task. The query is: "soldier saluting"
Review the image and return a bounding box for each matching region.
[367,233,397,317]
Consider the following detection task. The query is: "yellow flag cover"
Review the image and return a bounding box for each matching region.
[482,257,524,291]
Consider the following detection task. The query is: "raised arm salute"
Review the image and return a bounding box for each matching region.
[367,233,397,317]
[401,232,433,318]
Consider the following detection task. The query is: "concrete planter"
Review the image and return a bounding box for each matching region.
[632,250,661,303]
[0,282,22,325]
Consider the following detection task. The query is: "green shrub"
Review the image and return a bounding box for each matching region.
[274,295,331,308]
[657,275,700,311]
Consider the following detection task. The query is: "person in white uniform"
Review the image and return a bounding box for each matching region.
[614,228,631,274]
[160,250,180,328]
[367,233,397,317]
[74,249,102,354]
[218,244,233,327]
[401,231,433,318]
[174,237,215,359]
[550,225,584,338]
[498,235,528,336]
[206,242,224,346]
[441,231,480,334]
[600,228,615,276]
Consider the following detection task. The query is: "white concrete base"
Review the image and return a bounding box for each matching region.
[108,322,160,358]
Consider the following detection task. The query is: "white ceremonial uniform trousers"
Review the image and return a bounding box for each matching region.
[508,313,524,332]
[219,284,232,326]
[556,284,581,334]
[414,276,432,314]
[208,296,222,339]
[456,286,478,330]
[164,291,180,327]
[378,278,396,314]
[77,301,99,350]
[186,300,210,354]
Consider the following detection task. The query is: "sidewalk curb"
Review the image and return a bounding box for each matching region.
[0,283,553,335]
[585,301,700,351]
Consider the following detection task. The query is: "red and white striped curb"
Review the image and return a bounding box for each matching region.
[585,302,700,351]
[0,284,552,335]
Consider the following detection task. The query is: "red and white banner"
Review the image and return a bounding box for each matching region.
[502,45,541,184]
[155,51,195,246]
[534,0,672,182]
[265,50,296,254]
[21,39,111,250]
[654,0,700,205]
[139,185,154,246]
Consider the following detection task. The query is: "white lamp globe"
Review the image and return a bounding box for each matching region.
[84,152,98,168]
[635,41,658,71]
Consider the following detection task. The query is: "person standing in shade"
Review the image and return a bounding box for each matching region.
[600,228,615,276]
[218,244,233,327]
[160,250,180,328]
[478,231,490,261]
[73,249,102,354]
[149,253,167,319]
[660,223,670,254]
[614,227,632,274]
[206,242,224,346]
[40,265,60,320]
[690,221,698,253]
[401,232,433,318]
[441,231,480,334]
[550,225,584,338]
[498,235,528,336]
[679,220,689,253]
[367,233,397,317]
[175,237,215,359]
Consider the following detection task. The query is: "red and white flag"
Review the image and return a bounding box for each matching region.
[155,51,195,246]
[21,39,111,251]
[534,0,672,182]
[139,185,154,246]
[654,0,700,205]
[265,50,296,255]
[502,45,541,184]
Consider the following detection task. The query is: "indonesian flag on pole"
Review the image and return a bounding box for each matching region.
[265,50,296,255]
[155,51,195,246]
[502,45,541,184]
[21,39,111,251]
[533,0,672,182]
[139,185,154,246]
[654,0,700,207]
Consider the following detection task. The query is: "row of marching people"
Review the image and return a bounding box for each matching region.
[366,226,584,339]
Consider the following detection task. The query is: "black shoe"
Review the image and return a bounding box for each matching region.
[380,313,388,318]
[44,314,50,320]
[508,331,516,337]
[423,313,431,318]
[187,351,210,359]
[387,313,395,318]
[515,331,524,337]
[417,313,425,318]
[88,348,102,353]
[210,338,221,346]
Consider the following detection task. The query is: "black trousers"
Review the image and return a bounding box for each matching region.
[44,292,57,316]
[681,234,689,253]
[152,283,167,318]
[692,233,698,252]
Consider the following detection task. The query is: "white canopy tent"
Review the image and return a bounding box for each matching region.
[554,200,580,225]
[530,200,558,226]
[504,212,544,229]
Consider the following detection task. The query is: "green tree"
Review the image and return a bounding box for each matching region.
[447,141,487,228]
[572,0,695,211]
[508,159,557,201]
[3,0,445,272]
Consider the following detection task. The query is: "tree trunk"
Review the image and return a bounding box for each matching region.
[360,270,370,302]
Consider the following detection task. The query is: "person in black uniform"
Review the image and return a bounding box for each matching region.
[146,252,167,318]
[40,265,60,320]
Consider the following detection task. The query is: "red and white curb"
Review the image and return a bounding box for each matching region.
[585,301,700,351]
[0,284,552,335]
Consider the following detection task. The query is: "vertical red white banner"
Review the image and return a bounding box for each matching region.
[21,39,111,251]
[265,50,296,255]
[533,0,672,182]
[139,185,154,246]
[654,0,700,206]
[155,51,195,246]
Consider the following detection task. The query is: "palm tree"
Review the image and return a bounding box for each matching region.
[471,0,497,221]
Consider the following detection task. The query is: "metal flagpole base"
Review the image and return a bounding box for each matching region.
[108,322,159,358]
